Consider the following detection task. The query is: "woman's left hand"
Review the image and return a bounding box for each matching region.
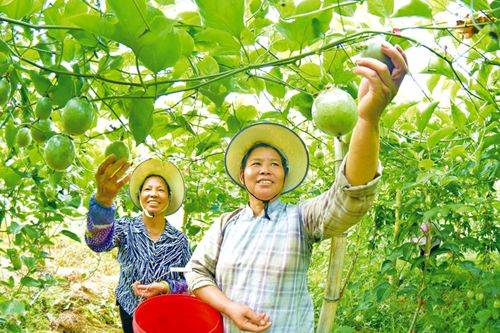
[354,43,408,123]
[132,281,168,299]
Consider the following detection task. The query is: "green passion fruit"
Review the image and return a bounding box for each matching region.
[44,134,75,171]
[0,78,10,105]
[360,38,395,72]
[35,97,53,119]
[31,119,56,143]
[312,88,358,137]
[16,127,32,147]
[105,141,130,161]
[61,97,95,135]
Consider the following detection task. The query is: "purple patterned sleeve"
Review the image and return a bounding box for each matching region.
[167,279,189,294]
[85,194,117,252]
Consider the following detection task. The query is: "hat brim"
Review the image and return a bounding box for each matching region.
[225,123,309,194]
[129,159,185,216]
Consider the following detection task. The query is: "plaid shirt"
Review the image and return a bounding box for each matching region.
[186,159,382,332]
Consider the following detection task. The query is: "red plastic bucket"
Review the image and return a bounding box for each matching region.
[132,294,223,333]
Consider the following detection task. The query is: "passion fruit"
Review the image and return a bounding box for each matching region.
[31,119,56,143]
[0,78,10,105]
[61,97,95,135]
[16,127,32,147]
[360,38,395,72]
[44,134,75,171]
[35,97,53,119]
[105,141,130,161]
[312,88,358,137]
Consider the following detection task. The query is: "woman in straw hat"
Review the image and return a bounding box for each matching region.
[186,43,408,332]
[85,156,191,333]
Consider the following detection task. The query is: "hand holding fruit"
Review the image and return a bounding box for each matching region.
[95,155,131,207]
[354,40,408,123]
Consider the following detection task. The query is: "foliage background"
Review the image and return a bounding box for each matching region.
[0,0,498,331]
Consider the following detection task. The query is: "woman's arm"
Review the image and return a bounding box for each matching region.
[193,285,272,333]
[346,43,408,185]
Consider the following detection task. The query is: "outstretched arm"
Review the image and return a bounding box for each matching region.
[346,43,408,185]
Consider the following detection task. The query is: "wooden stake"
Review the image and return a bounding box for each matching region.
[317,136,347,333]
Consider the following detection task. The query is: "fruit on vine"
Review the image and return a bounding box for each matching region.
[35,97,53,119]
[312,87,358,137]
[0,78,10,105]
[105,141,130,161]
[475,293,484,302]
[61,97,95,135]
[466,290,475,299]
[44,134,75,171]
[494,300,500,308]
[360,38,395,72]
[314,149,324,160]
[31,119,56,143]
[16,127,32,147]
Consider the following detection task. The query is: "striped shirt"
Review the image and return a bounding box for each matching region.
[86,195,192,315]
[186,159,381,332]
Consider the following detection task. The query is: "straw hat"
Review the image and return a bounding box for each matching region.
[225,122,309,194]
[129,158,185,216]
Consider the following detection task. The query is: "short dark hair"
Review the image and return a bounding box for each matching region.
[140,174,172,199]
[240,143,289,175]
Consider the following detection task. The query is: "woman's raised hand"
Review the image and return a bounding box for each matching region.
[95,155,131,207]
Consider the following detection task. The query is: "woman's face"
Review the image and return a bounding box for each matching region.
[239,147,286,201]
[140,176,169,215]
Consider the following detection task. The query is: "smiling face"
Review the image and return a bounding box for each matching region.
[239,147,286,201]
[139,176,170,216]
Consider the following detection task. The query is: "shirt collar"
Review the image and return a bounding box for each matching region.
[243,198,284,219]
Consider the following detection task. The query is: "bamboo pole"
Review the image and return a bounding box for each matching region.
[317,136,347,333]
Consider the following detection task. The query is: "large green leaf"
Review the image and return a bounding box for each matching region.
[134,18,181,73]
[277,0,332,49]
[0,0,36,20]
[128,98,154,145]
[367,0,394,17]
[393,0,432,18]
[194,0,244,37]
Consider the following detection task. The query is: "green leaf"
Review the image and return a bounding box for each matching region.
[373,281,391,302]
[0,167,22,188]
[194,28,241,56]
[427,126,454,147]
[393,0,432,18]
[265,67,286,98]
[418,159,434,170]
[20,276,41,288]
[61,229,81,243]
[128,98,154,145]
[235,105,258,122]
[277,0,332,49]
[367,0,394,17]
[0,300,25,315]
[450,103,467,129]
[416,101,439,132]
[0,0,34,19]
[289,92,314,120]
[460,0,490,10]
[107,0,148,38]
[194,0,244,37]
[382,101,417,128]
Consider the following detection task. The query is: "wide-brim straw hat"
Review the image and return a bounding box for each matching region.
[225,122,309,194]
[129,158,185,216]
